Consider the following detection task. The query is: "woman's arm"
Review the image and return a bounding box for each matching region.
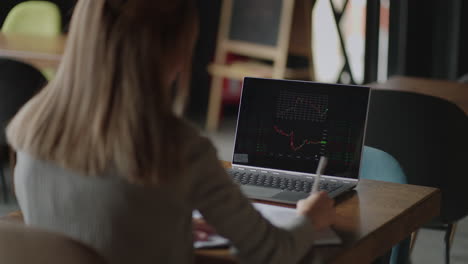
[189,138,317,264]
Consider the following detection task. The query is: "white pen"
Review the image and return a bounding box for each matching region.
[311,156,328,193]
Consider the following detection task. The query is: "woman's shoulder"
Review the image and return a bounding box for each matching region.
[176,118,218,160]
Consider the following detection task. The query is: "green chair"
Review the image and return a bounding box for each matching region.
[1,1,62,80]
[2,1,61,36]
[360,146,409,264]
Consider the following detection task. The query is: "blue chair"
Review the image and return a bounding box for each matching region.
[365,89,468,264]
[360,146,409,264]
[360,146,407,184]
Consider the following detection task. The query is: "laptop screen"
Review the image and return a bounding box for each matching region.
[232,78,370,179]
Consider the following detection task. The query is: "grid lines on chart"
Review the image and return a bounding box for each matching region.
[276,91,329,122]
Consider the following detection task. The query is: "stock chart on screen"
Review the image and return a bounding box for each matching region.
[233,78,370,179]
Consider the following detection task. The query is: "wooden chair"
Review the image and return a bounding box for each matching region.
[206,0,317,131]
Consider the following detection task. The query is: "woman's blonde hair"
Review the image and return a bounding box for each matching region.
[7,0,197,184]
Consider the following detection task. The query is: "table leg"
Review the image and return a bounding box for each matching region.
[205,75,224,131]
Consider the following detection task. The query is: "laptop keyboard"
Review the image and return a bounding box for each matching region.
[227,169,343,194]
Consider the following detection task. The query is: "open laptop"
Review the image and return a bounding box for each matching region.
[227,77,371,204]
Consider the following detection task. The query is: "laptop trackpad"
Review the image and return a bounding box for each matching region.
[272,192,309,202]
[240,185,282,198]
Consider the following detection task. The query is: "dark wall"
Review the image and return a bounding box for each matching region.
[458,1,468,78]
[390,0,467,80]
[404,1,434,78]
[187,0,222,115]
[52,0,76,31]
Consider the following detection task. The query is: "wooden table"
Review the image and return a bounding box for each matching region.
[0,33,65,68]
[195,162,441,264]
[370,76,468,115]
[0,177,440,264]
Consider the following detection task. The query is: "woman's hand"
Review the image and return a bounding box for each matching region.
[297,191,336,231]
[193,218,216,241]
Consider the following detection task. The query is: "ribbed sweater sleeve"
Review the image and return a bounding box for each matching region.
[189,137,316,264]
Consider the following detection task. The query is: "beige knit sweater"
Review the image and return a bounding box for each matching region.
[13,122,316,264]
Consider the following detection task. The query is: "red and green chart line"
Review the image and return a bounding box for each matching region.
[294,97,329,116]
[273,125,327,152]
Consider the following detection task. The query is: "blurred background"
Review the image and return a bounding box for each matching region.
[1,0,466,116]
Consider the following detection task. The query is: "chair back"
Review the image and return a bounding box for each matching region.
[0,58,46,147]
[360,146,407,184]
[359,146,409,264]
[0,222,106,264]
[365,89,468,223]
[1,1,62,36]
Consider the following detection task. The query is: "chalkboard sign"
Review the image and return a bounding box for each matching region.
[229,0,284,47]
[206,0,315,131]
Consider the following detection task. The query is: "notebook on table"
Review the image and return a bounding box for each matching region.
[193,203,342,249]
[227,77,371,204]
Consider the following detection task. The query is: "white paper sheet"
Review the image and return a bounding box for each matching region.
[252,203,342,246]
[193,203,341,249]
